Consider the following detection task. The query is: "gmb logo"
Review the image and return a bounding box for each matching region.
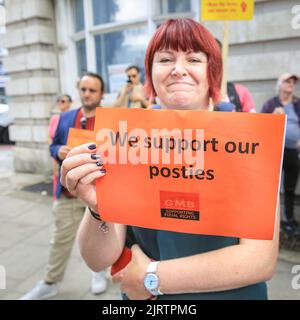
[291,265,300,290]
[164,199,196,209]
[291,5,300,30]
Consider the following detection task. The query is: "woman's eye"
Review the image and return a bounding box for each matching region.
[159,58,172,63]
[189,58,202,63]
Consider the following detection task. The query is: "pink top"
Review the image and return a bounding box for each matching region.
[234,84,256,113]
[48,115,60,140]
[48,114,60,200]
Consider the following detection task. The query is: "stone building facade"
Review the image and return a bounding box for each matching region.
[3,0,58,173]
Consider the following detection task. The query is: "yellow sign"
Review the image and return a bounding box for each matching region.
[201,0,254,21]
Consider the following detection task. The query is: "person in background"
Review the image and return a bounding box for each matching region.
[215,39,256,113]
[20,73,108,300]
[48,95,72,200]
[261,73,300,237]
[113,65,149,108]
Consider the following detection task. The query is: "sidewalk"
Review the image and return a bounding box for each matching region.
[0,145,299,300]
[0,146,121,300]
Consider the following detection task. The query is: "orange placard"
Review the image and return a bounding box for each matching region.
[67,128,95,149]
[94,108,286,240]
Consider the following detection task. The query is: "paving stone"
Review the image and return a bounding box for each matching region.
[22,225,53,248]
[268,260,300,300]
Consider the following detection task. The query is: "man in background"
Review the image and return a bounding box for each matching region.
[113,65,149,108]
[20,73,108,299]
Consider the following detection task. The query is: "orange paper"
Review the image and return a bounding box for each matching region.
[67,128,95,149]
[94,108,286,240]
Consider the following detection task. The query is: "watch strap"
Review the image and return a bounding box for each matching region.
[146,261,160,274]
[145,261,163,296]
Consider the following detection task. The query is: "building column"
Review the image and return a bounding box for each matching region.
[3,0,59,174]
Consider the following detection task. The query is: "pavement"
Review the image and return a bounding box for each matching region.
[0,145,300,300]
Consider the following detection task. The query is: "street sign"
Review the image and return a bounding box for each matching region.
[201,0,254,21]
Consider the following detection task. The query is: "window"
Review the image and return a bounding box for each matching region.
[0,61,4,75]
[159,0,191,14]
[74,0,84,32]
[76,39,87,76]
[95,26,148,93]
[92,0,147,25]
[68,0,195,95]
[0,87,6,104]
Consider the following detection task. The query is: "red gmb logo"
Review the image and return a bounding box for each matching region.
[160,191,199,211]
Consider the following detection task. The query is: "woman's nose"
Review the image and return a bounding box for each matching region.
[171,60,187,77]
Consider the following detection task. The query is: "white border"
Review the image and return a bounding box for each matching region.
[274,115,287,240]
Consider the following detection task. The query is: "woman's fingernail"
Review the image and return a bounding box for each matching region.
[96,161,103,167]
[88,143,97,150]
[100,169,106,174]
[91,154,100,160]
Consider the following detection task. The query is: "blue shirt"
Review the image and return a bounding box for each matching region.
[49,108,80,198]
[285,103,300,149]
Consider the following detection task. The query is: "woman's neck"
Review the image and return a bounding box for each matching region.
[160,100,211,111]
[279,92,293,105]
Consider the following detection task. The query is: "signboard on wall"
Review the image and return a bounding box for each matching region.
[201,0,254,21]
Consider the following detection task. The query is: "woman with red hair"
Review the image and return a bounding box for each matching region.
[60,18,278,300]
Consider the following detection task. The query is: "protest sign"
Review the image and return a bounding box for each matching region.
[94,108,285,240]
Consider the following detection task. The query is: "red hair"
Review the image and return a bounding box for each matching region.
[144,18,222,104]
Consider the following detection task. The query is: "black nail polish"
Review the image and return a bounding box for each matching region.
[91,154,100,160]
[96,161,103,167]
[88,144,96,150]
[100,169,106,174]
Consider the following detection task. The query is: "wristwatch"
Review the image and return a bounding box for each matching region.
[143,261,163,296]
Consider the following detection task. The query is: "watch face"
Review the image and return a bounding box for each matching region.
[144,273,159,290]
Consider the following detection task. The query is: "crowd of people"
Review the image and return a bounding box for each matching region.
[19,17,299,300]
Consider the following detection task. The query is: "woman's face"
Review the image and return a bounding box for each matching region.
[152,49,210,110]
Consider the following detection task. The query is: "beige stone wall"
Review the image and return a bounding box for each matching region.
[3,0,58,173]
[203,0,300,110]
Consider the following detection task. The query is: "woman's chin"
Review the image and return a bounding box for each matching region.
[160,94,208,110]
[168,100,197,110]
[165,96,192,110]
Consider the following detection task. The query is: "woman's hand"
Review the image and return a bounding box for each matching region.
[60,142,106,211]
[112,244,153,300]
[58,145,71,160]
